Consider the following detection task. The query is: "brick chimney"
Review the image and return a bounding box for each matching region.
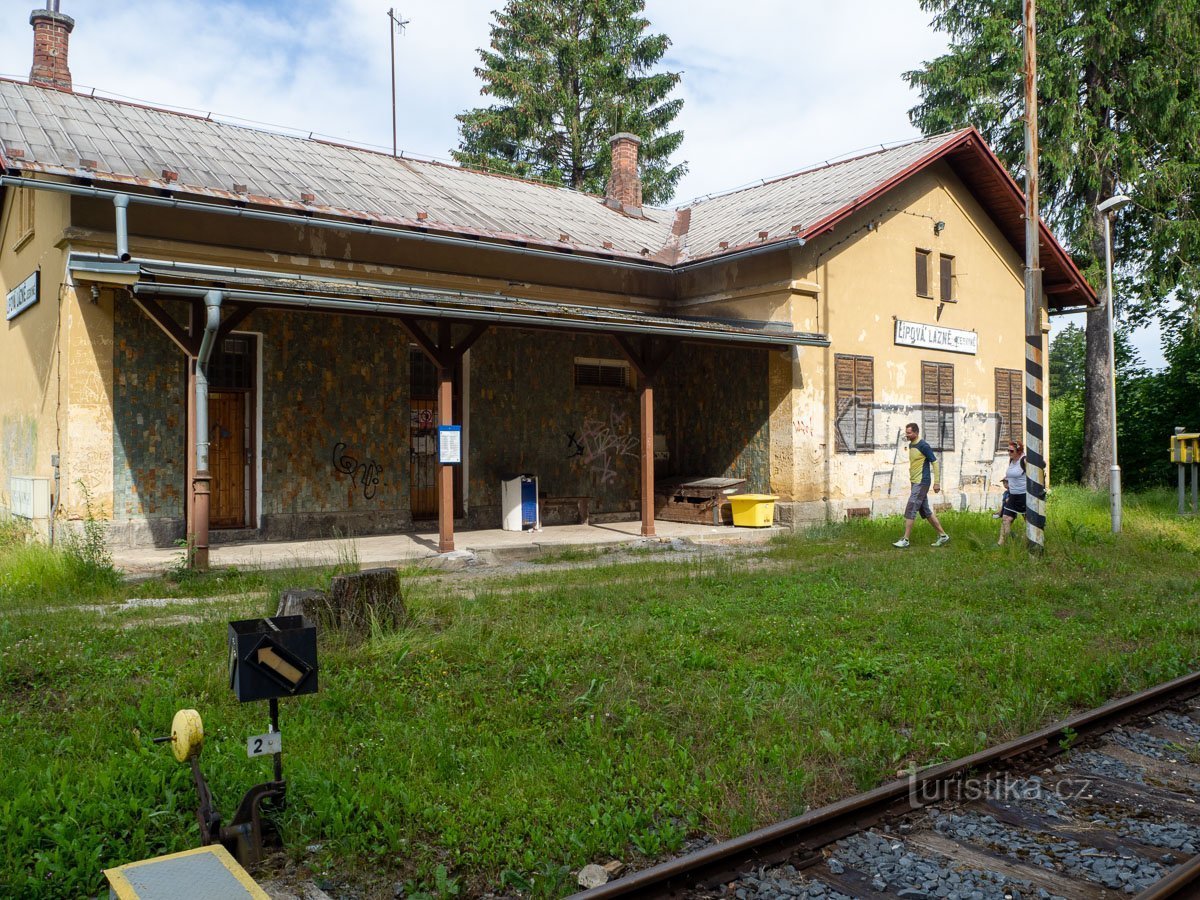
[29,4,75,92]
[605,132,643,215]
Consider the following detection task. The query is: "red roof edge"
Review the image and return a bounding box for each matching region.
[797,127,1095,309]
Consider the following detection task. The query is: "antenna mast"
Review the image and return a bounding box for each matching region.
[388,8,410,158]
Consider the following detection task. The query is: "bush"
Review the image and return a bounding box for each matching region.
[1049,392,1084,485]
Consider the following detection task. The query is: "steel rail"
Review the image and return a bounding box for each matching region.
[571,668,1200,899]
[1133,852,1200,900]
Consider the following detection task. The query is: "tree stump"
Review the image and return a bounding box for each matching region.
[274,569,406,638]
[275,589,326,619]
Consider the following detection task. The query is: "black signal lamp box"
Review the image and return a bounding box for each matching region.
[228,616,318,703]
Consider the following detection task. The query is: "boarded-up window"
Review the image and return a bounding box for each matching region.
[921,361,955,451]
[939,254,955,302]
[834,354,874,452]
[995,368,1022,452]
[574,357,631,389]
[916,249,932,297]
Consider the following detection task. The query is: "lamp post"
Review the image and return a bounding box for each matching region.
[1097,194,1132,534]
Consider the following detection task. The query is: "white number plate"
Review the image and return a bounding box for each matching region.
[247,732,282,758]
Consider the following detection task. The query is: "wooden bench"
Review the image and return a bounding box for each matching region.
[540,495,591,526]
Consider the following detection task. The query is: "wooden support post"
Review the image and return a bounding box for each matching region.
[640,379,655,538]
[187,358,197,561]
[437,323,455,553]
[612,334,676,541]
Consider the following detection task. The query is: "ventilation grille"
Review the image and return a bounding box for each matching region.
[574,358,631,389]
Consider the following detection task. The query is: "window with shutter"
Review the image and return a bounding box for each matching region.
[915,249,931,297]
[574,357,632,389]
[921,361,955,451]
[835,354,874,452]
[994,368,1022,451]
[939,254,955,302]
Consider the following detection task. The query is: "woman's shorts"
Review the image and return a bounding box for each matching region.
[1003,492,1027,519]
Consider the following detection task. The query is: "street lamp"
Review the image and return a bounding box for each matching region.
[1097,194,1132,534]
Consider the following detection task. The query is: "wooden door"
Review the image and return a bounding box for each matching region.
[209,391,247,528]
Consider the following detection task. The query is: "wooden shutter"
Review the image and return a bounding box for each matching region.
[938,363,955,450]
[939,254,955,302]
[915,249,931,297]
[855,356,874,450]
[835,355,874,452]
[922,361,955,451]
[835,355,853,452]
[995,368,1022,450]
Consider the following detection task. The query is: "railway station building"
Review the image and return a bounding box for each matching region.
[0,5,1095,561]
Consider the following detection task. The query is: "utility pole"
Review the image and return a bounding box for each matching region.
[1023,0,1047,553]
[388,8,409,158]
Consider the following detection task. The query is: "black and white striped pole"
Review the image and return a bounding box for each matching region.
[1023,0,1047,552]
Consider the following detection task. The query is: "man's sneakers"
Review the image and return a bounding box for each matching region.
[893,535,949,548]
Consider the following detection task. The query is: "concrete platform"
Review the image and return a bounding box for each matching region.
[112,519,786,576]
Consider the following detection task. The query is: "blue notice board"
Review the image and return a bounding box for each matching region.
[438,426,462,464]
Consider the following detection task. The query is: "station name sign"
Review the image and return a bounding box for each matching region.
[6,271,39,321]
[894,318,977,355]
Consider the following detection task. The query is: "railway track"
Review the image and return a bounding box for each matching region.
[573,671,1200,900]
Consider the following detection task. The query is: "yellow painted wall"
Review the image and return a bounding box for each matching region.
[790,161,1030,513]
[1,185,116,527]
[0,186,67,532]
[61,282,115,519]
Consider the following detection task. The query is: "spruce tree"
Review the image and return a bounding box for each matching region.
[453,0,686,206]
[904,1,1200,488]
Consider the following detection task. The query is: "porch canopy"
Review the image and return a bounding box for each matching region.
[70,254,828,559]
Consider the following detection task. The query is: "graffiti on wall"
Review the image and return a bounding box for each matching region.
[332,442,383,500]
[565,408,639,484]
[832,401,1002,498]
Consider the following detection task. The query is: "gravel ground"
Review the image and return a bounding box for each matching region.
[1067,750,1147,783]
[1110,818,1199,855]
[932,812,1164,892]
[1108,729,1186,761]
[986,776,1072,819]
[829,831,1055,900]
[1156,712,1200,741]
[724,863,855,900]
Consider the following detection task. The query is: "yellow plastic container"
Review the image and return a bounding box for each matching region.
[729,494,779,527]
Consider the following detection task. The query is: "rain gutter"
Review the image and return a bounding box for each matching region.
[0,175,672,273]
[5,175,805,277]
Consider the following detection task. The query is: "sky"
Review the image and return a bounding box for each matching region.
[0,0,1165,366]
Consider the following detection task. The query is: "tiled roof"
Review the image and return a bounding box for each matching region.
[681,134,962,260]
[0,79,675,261]
[0,78,1094,305]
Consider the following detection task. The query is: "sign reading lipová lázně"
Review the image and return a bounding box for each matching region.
[894,318,978,355]
[6,271,39,321]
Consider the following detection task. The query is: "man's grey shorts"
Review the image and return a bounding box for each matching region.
[904,483,933,520]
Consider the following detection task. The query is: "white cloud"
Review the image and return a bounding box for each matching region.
[5,3,1164,362]
[1,0,946,198]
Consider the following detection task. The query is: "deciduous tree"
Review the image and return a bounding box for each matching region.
[453,0,686,206]
[905,0,1200,488]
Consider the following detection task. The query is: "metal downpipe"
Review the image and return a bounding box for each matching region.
[113,194,131,261]
[193,290,223,570]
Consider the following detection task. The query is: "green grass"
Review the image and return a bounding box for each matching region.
[2,489,1199,898]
